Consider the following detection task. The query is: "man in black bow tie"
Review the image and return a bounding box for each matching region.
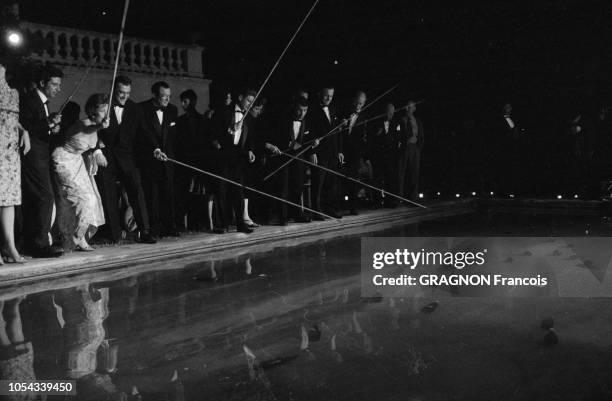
[136,81,179,238]
[306,85,343,219]
[19,64,65,257]
[264,97,312,225]
[96,75,156,244]
[211,88,257,234]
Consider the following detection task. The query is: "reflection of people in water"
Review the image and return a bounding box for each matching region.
[54,285,127,401]
[0,296,37,401]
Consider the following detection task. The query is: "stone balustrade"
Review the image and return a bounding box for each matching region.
[21,21,205,78]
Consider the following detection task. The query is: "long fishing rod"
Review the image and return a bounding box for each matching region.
[105,0,131,118]
[166,157,340,221]
[57,57,98,114]
[240,0,320,121]
[276,150,428,209]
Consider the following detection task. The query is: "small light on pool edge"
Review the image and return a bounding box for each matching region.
[455,193,460,198]
[344,195,349,201]
[557,195,562,199]
[509,194,515,198]
[436,192,441,196]
[490,191,494,196]
[418,193,424,199]
[471,191,476,196]
[574,194,579,199]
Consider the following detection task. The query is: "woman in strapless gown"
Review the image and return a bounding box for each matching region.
[51,94,109,251]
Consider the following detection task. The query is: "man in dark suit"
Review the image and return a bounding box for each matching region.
[398,100,424,202]
[136,81,179,237]
[307,85,344,219]
[211,88,257,234]
[369,102,400,207]
[340,91,368,215]
[96,76,156,244]
[19,64,64,257]
[265,97,312,225]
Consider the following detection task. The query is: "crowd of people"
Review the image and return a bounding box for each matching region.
[0,63,427,262]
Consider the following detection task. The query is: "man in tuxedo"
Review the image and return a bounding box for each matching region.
[136,81,179,238]
[307,85,343,219]
[264,97,312,225]
[341,91,368,215]
[369,102,400,207]
[397,99,424,202]
[96,76,156,244]
[19,65,64,257]
[211,88,257,234]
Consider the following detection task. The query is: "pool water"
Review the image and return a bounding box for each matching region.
[2,211,612,401]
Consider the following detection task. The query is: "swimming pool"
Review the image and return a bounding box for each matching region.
[2,210,612,401]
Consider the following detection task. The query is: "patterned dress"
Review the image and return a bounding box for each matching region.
[51,120,105,249]
[0,66,21,207]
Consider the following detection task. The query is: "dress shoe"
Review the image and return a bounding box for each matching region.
[237,225,254,234]
[139,231,157,244]
[29,245,64,258]
[349,209,359,216]
[279,219,289,226]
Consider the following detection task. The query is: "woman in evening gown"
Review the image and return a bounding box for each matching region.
[51,93,109,251]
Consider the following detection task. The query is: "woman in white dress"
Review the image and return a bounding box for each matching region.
[52,94,109,251]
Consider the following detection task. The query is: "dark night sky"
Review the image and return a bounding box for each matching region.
[17,0,612,122]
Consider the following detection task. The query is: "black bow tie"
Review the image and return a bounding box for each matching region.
[235,109,244,115]
[114,103,125,109]
[293,119,302,123]
[154,105,166,112]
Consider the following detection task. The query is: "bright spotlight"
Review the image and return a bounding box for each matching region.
[344,195,349,201]
[556,195,562,199]
[418,193,424,199]
[436,192,441,196]
[455,193,460,198]
[490,191,494,196]
[573,194,579,199]
[471,192,476,196]
[6,30,22,47]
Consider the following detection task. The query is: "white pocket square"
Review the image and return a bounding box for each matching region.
[304,130,310,135]
[170,122,176,127]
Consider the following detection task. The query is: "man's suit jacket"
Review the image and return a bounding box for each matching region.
[211,104,254,162]
[136,99,178,172]
[19,90,52,160]
[368,118,401,160]
[273,114,307,150]
[306,104,342,159]
[98,99,143,172]
[398,115,425,151]
[342,112,368,161]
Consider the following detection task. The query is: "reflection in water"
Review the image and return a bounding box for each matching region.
[0,297,37,401]
[1,212,612,400]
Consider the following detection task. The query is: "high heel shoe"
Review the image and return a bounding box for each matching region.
[74,237,94,252]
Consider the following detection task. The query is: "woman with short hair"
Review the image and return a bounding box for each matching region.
[52,93,109,251]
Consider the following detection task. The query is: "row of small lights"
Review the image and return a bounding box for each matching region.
[416,192,581,199]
